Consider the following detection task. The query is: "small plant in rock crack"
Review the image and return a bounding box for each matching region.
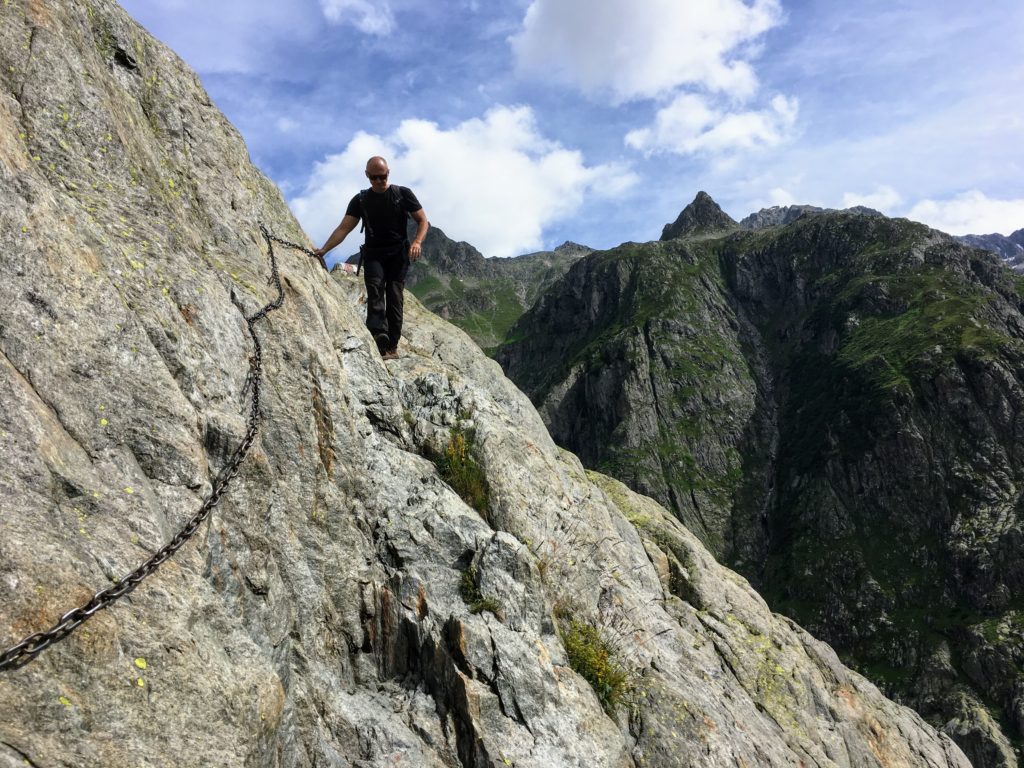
[429,422,491,522]
[460,564,501,617]
[558,616,631,715]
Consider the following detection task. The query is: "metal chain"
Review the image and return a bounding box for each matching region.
[0,224,316,672]
[261,228,328,272]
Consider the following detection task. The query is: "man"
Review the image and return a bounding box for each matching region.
[315,156,429,359]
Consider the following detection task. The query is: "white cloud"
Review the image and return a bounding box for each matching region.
[511,0,783,102]
[841,185,903,213]
[320,0,395,35]
[767,187,797,206]
[905,191,1024,236]
[290,106,639,257]
[625,93,797,156]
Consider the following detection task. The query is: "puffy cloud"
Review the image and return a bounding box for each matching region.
[767,187,797,206]
[511,0,782,102]
[290,106,639,257]
[841,185,903,213]
[319,0,395,35]
[905,191,1024,236]
[625,93,797,156]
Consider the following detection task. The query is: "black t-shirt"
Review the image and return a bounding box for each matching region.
[345,185,422,247]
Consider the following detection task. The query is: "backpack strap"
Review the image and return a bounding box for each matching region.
[358,189,373,238]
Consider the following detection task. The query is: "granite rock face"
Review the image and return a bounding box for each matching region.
[0,1,975,766]
[497,201,1024,765]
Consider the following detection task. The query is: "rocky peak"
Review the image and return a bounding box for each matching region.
[958,228,1024,270]
[660,191,737,240]
[553,240,594,259]
[739,203,884,230]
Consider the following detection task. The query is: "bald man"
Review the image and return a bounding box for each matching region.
[315,157,429,359]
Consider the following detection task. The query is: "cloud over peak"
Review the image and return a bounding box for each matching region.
[907,191,1024,237]
[626,93,798,156]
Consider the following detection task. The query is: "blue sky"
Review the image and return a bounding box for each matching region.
[120,0,1024,262]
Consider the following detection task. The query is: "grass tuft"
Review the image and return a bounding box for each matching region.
[459,565,501,616]
[431,424,491,522]
[560,619,630,714]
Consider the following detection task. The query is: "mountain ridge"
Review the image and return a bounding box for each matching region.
[496,202,1024,766]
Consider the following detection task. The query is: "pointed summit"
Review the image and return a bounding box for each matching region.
[660,191,737,240]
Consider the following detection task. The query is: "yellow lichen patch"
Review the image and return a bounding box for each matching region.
[136,677,145,687]
[134,657,147,670]
[123,487,134,494]
[99,418,108,426]
[58,695,72,707]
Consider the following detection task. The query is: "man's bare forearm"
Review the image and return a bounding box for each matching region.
[409,212,429,261]
[316,216,358,256]
[412,216,429,247]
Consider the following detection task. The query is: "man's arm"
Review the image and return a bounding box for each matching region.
[315,214,360,257]
[409,209,429,262]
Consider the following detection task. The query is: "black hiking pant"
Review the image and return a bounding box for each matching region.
[361,241,410,351]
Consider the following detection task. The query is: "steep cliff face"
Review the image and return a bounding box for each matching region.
[404,226,588,353]
[498,197,1024,765]
[0,1,976,766]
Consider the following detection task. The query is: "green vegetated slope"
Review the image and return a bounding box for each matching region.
[496,204,1024,767]
[405,224,589,353]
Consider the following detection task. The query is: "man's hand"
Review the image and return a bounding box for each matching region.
[409,241,422,262]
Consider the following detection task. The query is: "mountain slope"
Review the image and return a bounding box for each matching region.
[402,226,589,353]
[497,194,1024,766]
[0,1,975,766]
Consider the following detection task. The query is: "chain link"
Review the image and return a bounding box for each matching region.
[0,225,316,672]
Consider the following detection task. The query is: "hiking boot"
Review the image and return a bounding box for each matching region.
[382,347,399,360]
[373,332,390,355]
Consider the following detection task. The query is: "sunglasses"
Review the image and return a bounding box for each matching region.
[368,173,389,182]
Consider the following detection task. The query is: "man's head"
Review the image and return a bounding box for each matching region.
[365,156,390,192]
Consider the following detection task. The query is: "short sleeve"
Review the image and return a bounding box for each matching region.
[400,186,422,213]
[344,193,362,220]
